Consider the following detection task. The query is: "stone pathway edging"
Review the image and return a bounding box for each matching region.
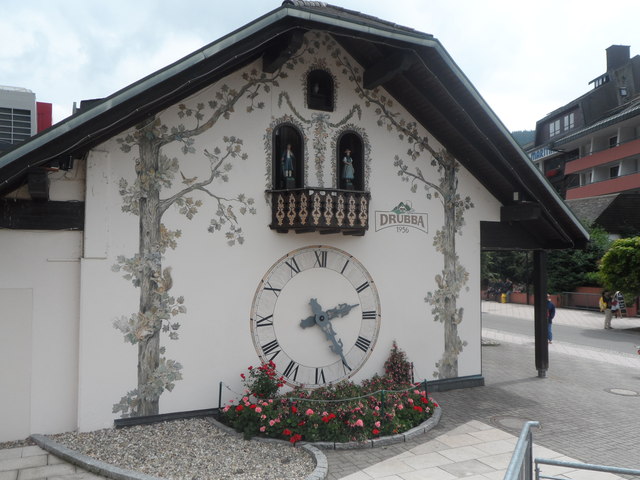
[30,407,440,480]
[30,434,160,480]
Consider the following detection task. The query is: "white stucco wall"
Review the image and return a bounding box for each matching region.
[0,31,506,439]
[0,230,82,441]
[74,31,502,431]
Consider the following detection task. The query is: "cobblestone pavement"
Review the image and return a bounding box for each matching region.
[324,301,640,479]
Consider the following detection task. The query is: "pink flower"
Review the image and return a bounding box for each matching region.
[305,408,314,416]
[269,419,276,426]
[375,421,381,428]
[260,426,266,432]
[255,406,262,413]
[355,419,364,427]
[261,415,266,419]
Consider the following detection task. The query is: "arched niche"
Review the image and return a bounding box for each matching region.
[273,124,304,189]
[307,69,334,112]
[337,132,364,191]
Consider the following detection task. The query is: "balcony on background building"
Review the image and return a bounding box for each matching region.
[566,172,640,199]
[268,188,370,235]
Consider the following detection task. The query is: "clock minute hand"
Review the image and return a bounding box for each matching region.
[325,302,359,320]
[318,320,349,367]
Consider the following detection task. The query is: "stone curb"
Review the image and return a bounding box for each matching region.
[30,434,163,480]
[31,406,440,480]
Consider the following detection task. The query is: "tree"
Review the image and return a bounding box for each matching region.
[599,236,640,295]
[111,53,308,417]
[547,223,610,293]
[335,47,473,379]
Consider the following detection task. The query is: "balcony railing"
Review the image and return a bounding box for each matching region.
[267,188,370,235]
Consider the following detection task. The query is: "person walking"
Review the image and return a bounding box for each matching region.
[547,294,556,344]
[601,291,613,329]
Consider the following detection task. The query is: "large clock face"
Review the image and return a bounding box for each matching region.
[250,245,381,388]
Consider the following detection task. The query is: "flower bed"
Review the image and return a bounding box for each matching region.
[220,343,439,444]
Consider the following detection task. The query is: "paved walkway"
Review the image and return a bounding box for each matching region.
[3,301,640,480]
[325,302,640,479]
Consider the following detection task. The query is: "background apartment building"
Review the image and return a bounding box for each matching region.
[0,86,52,153]
[527,45,640,237]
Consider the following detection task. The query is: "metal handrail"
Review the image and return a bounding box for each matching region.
[536,458,640,479]
[504,421,540,480]
[505,421,640,480]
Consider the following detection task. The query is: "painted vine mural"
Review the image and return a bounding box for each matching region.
[111,46,310,418]
[330,36,474,379]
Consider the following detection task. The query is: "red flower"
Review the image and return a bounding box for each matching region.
[372,429,380,435]
[240,373,245,380]
[321,413,336,423]
[290,434,302,444]
[283,429,292,436]
[420,396,429,404]
[235,405,244,412]
[291,405,298,414]
[413,405,423,412]
[298,421,306,426]
[249,404,257,409]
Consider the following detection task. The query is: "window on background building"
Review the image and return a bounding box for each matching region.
[609,136,618,148]
[580,171,592,186]
[563,113,575,131]
[0,107,32,145]
[609,165,620,178]
[549,119,561,137]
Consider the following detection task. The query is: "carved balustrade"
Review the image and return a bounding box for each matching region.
[268,188,370,235]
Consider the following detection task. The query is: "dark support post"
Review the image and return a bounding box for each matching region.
[533,250,549,377]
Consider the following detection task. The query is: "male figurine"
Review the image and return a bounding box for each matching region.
[281,144,296,189]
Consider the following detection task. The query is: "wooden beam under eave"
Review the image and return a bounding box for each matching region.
[481,221,545,250]
[363,52,414,90]
[262,30,305,73]
[501,202,542,222]
[0,199,84,230]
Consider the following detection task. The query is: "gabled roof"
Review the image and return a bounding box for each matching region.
[0,0,588,249]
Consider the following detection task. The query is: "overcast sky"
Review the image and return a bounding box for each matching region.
[2,0,638,132]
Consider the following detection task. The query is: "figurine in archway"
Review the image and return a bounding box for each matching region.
[341,148,355,189]
[281,143,296,188]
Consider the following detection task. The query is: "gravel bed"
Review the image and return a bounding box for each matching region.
[47,418,315,480]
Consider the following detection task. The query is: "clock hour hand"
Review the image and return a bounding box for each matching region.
[300,298,323,328]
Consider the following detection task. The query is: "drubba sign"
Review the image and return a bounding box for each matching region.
[375,202,428,234]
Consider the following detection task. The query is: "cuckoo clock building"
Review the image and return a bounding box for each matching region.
[0,1,588,441]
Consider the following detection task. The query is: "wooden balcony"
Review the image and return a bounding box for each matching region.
[268,188,370,235]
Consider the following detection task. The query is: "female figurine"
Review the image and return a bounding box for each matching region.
[341,148,355,186]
